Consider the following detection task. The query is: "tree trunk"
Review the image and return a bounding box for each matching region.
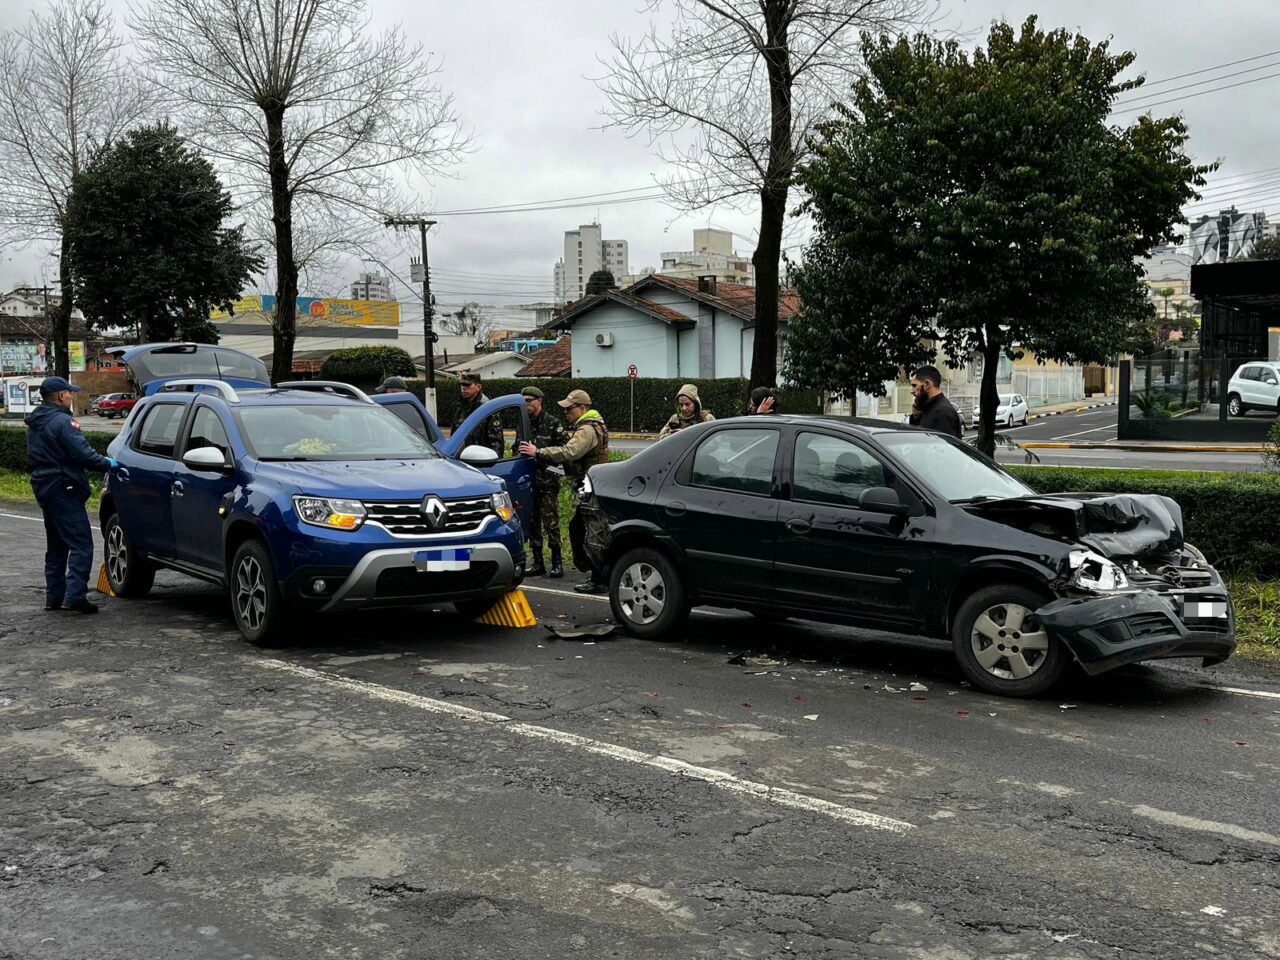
[53,234,73,378]
[264,104,297,385]
[748,0,793,394]
[976,327,1002,458]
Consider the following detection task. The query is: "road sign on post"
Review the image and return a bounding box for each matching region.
[627,365,638,432]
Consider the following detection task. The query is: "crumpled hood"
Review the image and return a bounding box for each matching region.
[961,493,1185,559]
[249,457,503,500]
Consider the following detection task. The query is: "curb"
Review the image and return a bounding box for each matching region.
[1021,442,1263,454]
[1024,399,1119,423]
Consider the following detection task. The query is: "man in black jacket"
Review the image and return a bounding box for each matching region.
[908,365,963,438]
[25,377,117,614]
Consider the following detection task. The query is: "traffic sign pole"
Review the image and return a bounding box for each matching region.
[627,364,638,433]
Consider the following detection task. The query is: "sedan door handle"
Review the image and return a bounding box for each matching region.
[171,481,184,498]
[785,518,812,534]
[663,501,687,518]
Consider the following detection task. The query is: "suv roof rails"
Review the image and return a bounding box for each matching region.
[156,379,241,403]
[274,381,374,404]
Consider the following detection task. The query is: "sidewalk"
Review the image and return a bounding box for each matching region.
[1020,440,1265,453]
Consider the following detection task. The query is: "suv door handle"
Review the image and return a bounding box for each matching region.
[115,467,130,483]
[785,517,812,534]
[171,481,184,498]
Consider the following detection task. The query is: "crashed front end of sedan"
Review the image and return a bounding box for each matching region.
[964,493,1236,675]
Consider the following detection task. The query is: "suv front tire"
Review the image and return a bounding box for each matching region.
[103,513,156,598]
[229,539,288,645]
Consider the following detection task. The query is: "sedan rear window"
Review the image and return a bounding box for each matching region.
[878,432,1032,502]
[688,429,779,496]
[238,404,439,461]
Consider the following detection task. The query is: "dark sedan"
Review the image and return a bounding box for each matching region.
[583,416,1235,697]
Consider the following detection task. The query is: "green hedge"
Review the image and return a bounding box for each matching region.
[0,427,115,472]
[407,377,822,433]
[1007,466,1280,578]
[320,346,416,387]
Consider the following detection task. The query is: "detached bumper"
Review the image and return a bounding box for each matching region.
[1037,589,1236,676]
[284,542,521,612]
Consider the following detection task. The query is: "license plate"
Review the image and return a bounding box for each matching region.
[413,548,471,572]
[1185,601,1227,619]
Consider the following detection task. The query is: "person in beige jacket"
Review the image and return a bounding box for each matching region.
[658,384,715,439]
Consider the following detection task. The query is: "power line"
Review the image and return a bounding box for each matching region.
[1115,57,1280,105]
[1113,69,1280,114]
[1132,48,1280,89]
[427,179,691,216]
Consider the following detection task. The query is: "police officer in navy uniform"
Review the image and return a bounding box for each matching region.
[25,376,118,614]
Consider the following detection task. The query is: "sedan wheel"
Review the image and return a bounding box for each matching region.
[609,546,689,640]
[952,584,1066,697]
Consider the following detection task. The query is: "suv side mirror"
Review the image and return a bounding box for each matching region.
[1266,376,1278,386]
[859,485,909,516]
[459,444,499,469]
[182,446,230,472]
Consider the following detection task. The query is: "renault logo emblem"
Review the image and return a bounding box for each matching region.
[420,495,448,530]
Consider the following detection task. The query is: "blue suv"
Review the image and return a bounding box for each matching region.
[99,343,535,644]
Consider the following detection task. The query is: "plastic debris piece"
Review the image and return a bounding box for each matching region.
[883,684,900,693]
[1200,906,1226,917]
[803,714,819,721]
[410,671,426,676]
[741,702,752,708]
[1235,741,1248,746]
[1060,704,1078,710]
[956,710,969,717]
[545,622,616,639]
[863,684,873,690]
[727,653,747,665]
[794,695,804,701]
[717,725,734,730]
[649,692,659,698]
[909,682,928,692]
[912,696,927,702]
[988,713,997,717]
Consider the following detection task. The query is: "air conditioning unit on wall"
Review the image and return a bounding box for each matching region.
[595,332,615,347]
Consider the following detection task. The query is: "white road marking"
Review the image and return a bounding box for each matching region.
[1127,804,1280,848]
[1197,683,1280,701]
[1049,426,1118,441]
[259,658,914,834]
[0,512,42,523]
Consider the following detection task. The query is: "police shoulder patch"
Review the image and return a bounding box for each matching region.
[70,418,82,430]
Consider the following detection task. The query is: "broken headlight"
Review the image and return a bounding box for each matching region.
[1069,549,1129,592]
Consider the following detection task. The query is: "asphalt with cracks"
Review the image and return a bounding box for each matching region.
[1,504,1278,959]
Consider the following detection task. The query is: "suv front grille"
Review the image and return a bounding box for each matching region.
[363,496,494,537]
[375,562,498,599]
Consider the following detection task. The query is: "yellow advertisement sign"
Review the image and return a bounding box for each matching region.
[69,341,86,372]
[211,295,264,320]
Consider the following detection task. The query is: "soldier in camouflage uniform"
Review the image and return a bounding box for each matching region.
[450,373,505,459]
[519,386,568,578]
[518,388,610,594]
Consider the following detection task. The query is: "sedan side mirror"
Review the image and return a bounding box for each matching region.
[1266,377,1278,386]
[459,444,499,468]
[859,485,909,516]
[182,446,230,472]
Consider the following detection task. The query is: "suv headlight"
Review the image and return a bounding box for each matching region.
[1069,549,1129,592]
[491,491,515,523]
[294,496,367,531]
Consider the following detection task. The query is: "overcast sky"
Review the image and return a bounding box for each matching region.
[3,0,1278,304]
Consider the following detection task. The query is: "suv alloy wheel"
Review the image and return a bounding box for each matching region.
[230,539,288,645]
[103,514,156,598]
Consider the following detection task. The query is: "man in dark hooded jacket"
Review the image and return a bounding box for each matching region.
[25,377,117,614]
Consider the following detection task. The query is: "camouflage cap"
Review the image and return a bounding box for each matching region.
[558,388,592,409]
[521,385,545,399]
[459,373,482,386]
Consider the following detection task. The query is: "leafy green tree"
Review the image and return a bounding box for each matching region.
[65,123,261,342]
[1245,234,1280,261]
[785,18,1211,455]
[320,346,416,387]
[585,269,619,296]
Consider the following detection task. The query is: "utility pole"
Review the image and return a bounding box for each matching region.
[383,217,438,418]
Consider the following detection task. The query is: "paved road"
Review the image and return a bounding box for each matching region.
[1,505,1277,959]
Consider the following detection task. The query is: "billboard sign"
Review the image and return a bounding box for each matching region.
[260,295,400,328]
[210,295,264,320]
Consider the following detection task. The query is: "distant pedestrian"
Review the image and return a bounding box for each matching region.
[374,376,408,394]
[517,389,610,594]
[746,386,779,415]
[908,365,963,438]
[450,373,505,458]
[658,383,715,439]
[25,376,118,614]
[520,386,568,578]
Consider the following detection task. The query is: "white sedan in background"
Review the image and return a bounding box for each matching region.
[971,393,1029,429]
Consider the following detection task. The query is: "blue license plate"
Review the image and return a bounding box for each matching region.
[413,548,472,571]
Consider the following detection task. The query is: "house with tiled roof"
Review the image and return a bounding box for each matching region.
[517,336,572,377]
[550,275,799,379]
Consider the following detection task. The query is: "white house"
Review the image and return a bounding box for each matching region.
[438,349,531,380]
[552,274,798,380]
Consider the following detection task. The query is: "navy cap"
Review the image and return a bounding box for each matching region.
[39,376,80,395]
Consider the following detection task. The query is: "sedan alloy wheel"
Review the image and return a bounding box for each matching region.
[969,602,1050,680]
[617,560,666,625]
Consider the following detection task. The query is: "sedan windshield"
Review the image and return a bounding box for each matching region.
[238,404,439,461]
[878,432,1032,502]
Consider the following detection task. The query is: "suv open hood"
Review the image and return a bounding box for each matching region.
[961,493,1185,559]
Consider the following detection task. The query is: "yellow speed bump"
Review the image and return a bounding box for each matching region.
[474,590,537,628]
[96,563,116,597]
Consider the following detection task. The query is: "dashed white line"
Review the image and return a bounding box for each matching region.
[259,658,915,834]
[1127,804,1280,848]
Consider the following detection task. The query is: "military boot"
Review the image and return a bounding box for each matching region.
[549,546,564,579]
[527,553,547,577]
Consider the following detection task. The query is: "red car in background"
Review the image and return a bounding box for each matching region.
[91,392,137,419]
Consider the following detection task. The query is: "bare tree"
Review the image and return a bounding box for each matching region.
[438,302,496,348]
[0,0,152,375]
[599,0,936,390]
[131,0,470,381]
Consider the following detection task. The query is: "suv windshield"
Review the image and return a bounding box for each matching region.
[129,345,269,385]
[878,432,1032,502]
[238,404,440,461]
